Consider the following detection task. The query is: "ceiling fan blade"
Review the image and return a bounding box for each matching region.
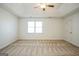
[47,5,54,7]
[34,6,38,8]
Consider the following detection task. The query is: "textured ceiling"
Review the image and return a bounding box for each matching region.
[0,3,79,18]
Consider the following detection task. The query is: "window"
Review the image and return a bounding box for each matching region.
[28,21,42,33]
[28,21,34,33]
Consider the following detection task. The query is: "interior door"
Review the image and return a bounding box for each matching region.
[66,19,72,41]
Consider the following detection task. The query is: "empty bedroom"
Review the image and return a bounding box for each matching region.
[0,3,79,56]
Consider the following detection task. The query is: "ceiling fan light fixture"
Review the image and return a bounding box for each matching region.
[40,4,46,8]
[34,3,55,11]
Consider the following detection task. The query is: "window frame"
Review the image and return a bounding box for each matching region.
[27,21,43,33]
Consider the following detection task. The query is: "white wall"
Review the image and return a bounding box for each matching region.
[18,17,64,40]
[64,12,79,47]
[0,8,18,49]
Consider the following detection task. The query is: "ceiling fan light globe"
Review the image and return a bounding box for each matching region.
[40,4,46,8]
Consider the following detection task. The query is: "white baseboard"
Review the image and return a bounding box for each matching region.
[0,39,17,49]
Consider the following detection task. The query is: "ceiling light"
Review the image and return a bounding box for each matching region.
[34,3,55,11]
[40,4,46,8]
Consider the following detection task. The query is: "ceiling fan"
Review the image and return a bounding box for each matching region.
[34,3,54,11]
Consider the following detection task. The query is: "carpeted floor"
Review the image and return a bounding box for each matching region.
[0,40,79,56]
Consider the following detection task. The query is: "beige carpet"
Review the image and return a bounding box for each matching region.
[0,40,79,56]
